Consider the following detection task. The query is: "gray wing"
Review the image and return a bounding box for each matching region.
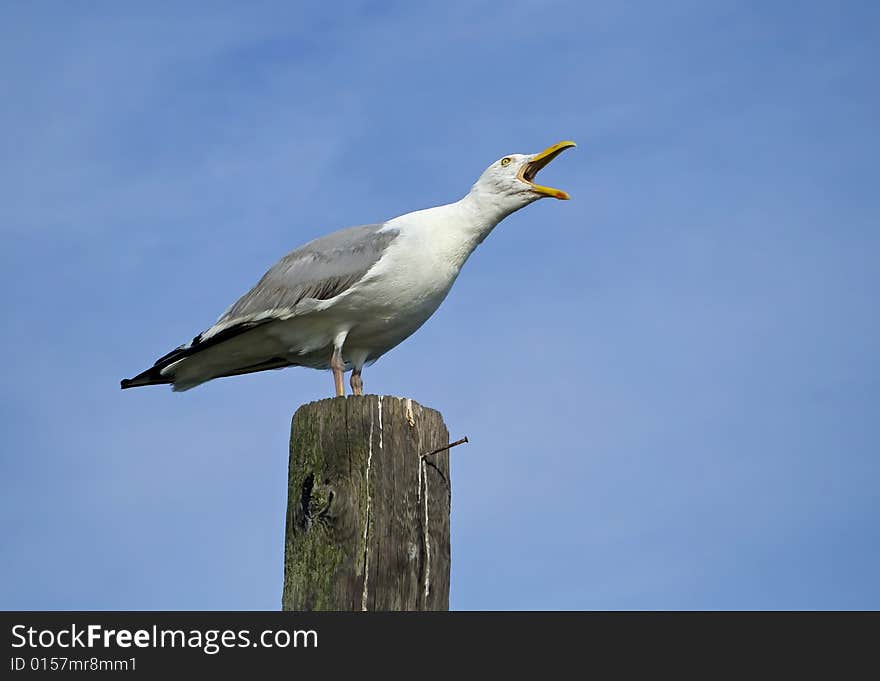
[218,222,397,326]
[121,223,398,388]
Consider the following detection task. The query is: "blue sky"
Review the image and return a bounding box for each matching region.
[1,1,878,609]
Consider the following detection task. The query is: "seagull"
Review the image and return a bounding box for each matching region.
[121,140,576,396]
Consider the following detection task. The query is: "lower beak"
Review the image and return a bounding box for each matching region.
[518,140,576,199]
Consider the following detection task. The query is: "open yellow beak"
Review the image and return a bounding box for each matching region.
[518,140,577,199]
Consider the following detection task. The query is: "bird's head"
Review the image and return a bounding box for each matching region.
[469,140,576,212]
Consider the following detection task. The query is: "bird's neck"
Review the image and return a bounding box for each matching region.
[392,188,526,272]
[450,187,523,246]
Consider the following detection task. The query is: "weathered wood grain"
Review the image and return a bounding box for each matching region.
[282,395,451,611]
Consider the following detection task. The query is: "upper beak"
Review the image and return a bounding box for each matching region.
[518,140,577,199]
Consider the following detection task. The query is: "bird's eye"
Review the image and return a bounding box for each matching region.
[500,157,512,166]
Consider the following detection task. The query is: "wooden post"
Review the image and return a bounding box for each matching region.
[282,395,451,611]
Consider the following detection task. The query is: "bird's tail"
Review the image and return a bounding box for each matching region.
[120,318,282,391]
[121,355,293,391]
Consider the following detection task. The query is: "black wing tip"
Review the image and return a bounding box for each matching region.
[120,376,152,390]
[120,368,172,390]
[120,321,275,392]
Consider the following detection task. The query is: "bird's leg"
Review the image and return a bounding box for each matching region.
[330,347,345,397]
[350,368,363,396]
